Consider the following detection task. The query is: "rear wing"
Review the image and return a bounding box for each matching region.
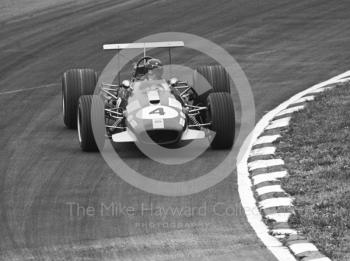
[103,41,184,62]
[103,41,184,50]
[103,41,184,83]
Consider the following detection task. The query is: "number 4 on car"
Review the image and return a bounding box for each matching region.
[149,107,165,115]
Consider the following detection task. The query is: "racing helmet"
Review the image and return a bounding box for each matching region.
[145,58,163,79]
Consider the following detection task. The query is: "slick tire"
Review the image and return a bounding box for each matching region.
[207,92,235,149]
[193,65,231,104]
[62,68,98,129]
[77,95,105,152]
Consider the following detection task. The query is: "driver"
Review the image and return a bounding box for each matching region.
[144,58,163,80]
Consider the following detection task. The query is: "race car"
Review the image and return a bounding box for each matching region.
[62,41,235,151]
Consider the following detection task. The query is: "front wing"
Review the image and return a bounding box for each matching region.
[112,129,206,143]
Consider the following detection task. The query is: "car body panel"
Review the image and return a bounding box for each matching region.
[112,79,205,144]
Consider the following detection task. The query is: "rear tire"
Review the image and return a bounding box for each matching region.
[77,95,105,152]
[62,68,98,129]
[193,65,231,104]
[207,92,235,149]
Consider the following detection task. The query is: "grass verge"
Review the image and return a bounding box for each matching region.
[275,82,350,261]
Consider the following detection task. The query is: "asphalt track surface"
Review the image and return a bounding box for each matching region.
[1,0,350,260]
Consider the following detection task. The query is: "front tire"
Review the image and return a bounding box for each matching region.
[77,95,105,152]
[62,68,98,129]
[207,92,235,149]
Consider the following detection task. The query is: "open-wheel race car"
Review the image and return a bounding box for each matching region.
[62,41,235,151]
